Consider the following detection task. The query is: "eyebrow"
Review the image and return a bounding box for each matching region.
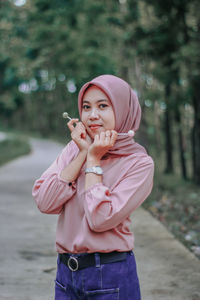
[82,99,109,103]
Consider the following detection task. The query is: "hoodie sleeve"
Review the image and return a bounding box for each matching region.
[83,156,154,232]
[32,141,78,214]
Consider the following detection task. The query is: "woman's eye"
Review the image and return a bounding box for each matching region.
[99,104,108,109]
[82,105,90,110]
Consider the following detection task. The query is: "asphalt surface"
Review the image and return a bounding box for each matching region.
[0,137,200,300]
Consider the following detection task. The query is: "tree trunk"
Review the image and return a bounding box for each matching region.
[164,84,174,173]
[191,81,200,184]
[154,101,162,153]
[175,107,187,179]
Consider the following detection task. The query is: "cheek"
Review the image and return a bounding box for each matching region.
[103,114,115,130]
[81,112,87,125]
[108,111,115,130]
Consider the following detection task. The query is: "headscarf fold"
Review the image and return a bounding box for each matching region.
[78,74,146,157]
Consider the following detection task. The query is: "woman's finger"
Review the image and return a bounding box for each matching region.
[94,134,100,144]
[99,131,106,143]
[110,130,117,146]
[75,122,87,138]
[67,118,79,132]
[105,130,111,144]
[76,122,86,132]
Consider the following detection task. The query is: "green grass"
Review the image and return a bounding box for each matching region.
[0,126,68,145]
[0,135,31,166]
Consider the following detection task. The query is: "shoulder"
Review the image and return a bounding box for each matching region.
[124,152,154,172]
[134,152,154,166]
[117,144,154,176]
[130,142,154,165]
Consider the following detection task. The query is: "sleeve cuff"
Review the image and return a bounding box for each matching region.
[85,182,104,193]
[85,182,111,200]
[57,171,77,189]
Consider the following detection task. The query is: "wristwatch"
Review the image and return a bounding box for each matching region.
[85,166,103,175]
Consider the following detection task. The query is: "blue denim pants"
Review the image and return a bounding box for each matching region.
[55,251,141,299]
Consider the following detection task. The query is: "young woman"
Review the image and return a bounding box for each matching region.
[32,74,154,299]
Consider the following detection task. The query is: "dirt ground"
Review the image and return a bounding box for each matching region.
[0,138,199,300]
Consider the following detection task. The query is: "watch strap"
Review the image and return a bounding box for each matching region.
[85,166,103,175]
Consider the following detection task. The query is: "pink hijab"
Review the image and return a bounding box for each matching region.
[78,74,146,157]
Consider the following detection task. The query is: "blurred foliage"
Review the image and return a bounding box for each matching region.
[0,134,31,166]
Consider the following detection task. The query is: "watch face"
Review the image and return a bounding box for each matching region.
[95,166,103,175]
[85,166,103,175]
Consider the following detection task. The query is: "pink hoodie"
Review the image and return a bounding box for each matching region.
[32,75,154,253]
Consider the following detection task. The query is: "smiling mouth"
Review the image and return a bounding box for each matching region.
[89,125,102,130]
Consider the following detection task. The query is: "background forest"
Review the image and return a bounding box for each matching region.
[0,0,200,257]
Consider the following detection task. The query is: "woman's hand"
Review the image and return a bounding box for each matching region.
[67,119,92,152]
[87,130,117,164]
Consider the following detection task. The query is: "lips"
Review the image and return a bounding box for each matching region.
[89,124,102,130]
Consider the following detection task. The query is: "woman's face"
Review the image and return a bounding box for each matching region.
[81,86,115,139]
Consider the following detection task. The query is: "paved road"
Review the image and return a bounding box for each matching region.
[0,138,200,300]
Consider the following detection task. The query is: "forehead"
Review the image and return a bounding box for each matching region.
[82,86,110,103]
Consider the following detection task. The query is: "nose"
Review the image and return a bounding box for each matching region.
[89,107,99,120]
